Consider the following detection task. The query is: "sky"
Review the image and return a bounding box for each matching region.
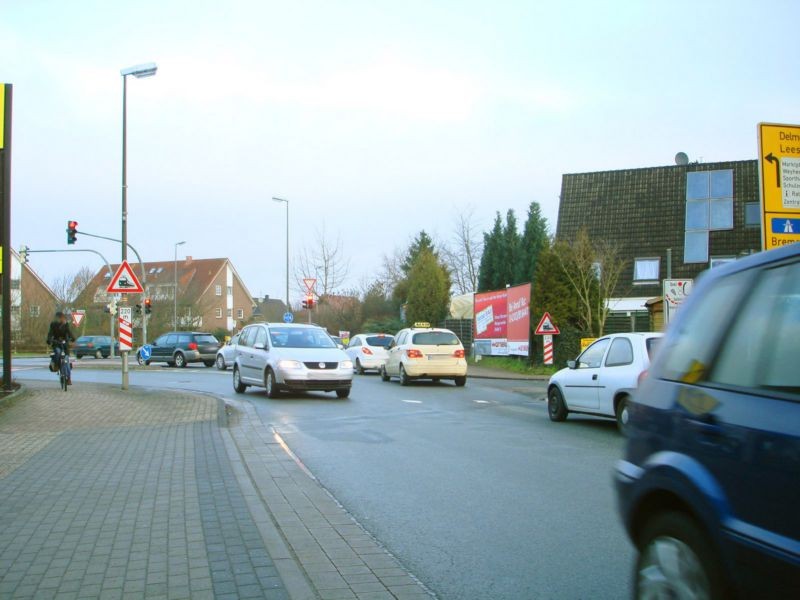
[2,0,798,304]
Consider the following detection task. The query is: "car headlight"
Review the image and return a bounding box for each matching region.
[278,360,304,370]
[340,360,354,370]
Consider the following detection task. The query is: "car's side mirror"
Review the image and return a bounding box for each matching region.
[253,342,265,350]
[567,360,577,369]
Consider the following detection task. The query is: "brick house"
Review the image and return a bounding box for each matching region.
[77,257,255,339]
[2,249,61,350]
[556,159,762,329]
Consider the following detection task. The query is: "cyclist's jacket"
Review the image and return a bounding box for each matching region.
[47,321,75,351]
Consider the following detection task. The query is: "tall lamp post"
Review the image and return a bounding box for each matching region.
[174,241,185,330]
[120,62,157,390]
[272,197,289,311]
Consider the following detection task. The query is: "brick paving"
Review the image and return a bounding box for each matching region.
[0,381,433,600]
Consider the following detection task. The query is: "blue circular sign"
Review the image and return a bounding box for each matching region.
[139,344,152,360]
[283,312,294,323]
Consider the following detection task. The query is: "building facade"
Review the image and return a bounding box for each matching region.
[78,257,256,339]
[556,159,762,300]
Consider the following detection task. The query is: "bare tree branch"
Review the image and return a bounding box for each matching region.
[294,225,350,297]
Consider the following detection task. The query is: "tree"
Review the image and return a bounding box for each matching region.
[553,229,626,337]
[404,249,450,326]
[50,266,95,306]
[477,212,503,291]
[515,201,549,285]
[401,230,436,275]
[443,208,483,294]
[295,226,350,296]
[500,209,520,286]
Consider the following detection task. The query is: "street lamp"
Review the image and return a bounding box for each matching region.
[120,61,157,390]
[174,241,186,330]
[272,197,289,310]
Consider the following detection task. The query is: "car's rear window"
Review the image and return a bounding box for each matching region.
[412,331,459,346]
[366,336,393,347]
[194,335,219,344]
[645,337,660,360]
[76,336,91,343]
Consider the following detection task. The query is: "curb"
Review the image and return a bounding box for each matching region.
[0,382,27,411]
[468,372,550,382]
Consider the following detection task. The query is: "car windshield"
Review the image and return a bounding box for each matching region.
[645,337,661,360]
[76,337,91,343]
[195,335,219,344]
[366,335,393,347]
[270,327,337,349]
[412,331,459,346]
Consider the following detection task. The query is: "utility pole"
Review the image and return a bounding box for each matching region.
[1,84,13,390]
[272,197,290,311]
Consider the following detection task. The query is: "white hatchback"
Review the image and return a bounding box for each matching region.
[547,332,662,432]
[346,333,394,374]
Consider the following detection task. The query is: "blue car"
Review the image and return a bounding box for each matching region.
[616,243,800,599]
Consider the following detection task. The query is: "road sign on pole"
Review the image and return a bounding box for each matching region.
[758,122,800,250]
[107,260,144,294]
[534,313,560,335]
[71,310,85,328]
[303,278,317,293]
[283,312,294,323]
[139,344,152,362]
[543,335,554,365]
[119,307,133,351]
[663,279,693,325]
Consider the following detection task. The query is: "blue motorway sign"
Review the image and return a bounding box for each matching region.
[771,217,800,234]
[283,312,294,323]
[139,344,152,360]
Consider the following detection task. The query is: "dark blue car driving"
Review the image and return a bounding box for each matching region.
[616,243,800,598]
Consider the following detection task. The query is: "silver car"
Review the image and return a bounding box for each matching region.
[232,323,354,398]
[215,332,240,370]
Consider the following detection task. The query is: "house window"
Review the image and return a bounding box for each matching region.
[744,202,760,228]
[226,308,232,317]
[684,231,709,263]
[30,305,40,317]
[215,285,222,296]
[10,279,19,290]
[227,286,233,296]
[709,198,733,230]
[633,258,660,283]
[236,308,244,319]
[215,308,222,318]
[710,256,736,269]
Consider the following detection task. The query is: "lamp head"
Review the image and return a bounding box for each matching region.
[121,63,158,78]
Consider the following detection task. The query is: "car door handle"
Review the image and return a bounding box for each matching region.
[592,374,598,381]
[687,414,723,437]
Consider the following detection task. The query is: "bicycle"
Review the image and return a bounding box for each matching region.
[52,341,72,391]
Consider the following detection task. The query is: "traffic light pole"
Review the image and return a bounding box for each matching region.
[72,229,148,346]
[25,248,117,358]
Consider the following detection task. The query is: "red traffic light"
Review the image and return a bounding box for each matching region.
[67,220,79,245]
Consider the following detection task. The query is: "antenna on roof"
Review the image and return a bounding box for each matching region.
[674,152,689,166]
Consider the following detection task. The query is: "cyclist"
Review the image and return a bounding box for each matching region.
[47,311,76,385]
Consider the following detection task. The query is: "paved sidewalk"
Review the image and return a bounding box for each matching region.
[0,382,433,600]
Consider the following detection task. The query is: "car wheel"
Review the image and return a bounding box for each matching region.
[399,365,411,386]
[336,388,351,399]
[174,353,187,368]
[233,367,247,394]
[203,360,215,368]
[355,359,364,375]
[547,386,568,422]
[454,376,467,387]
[616,394,631,435]
[216,355,227,370]
[636,511,726,600]
[76,354,83,360]
[264,369,280,399]
[95,350,103,360]
[136,353,145,366]
[380,365,390,382]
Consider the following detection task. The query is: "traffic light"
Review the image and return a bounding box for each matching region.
[66,221,78,245]
[144,298,152,314]
[135,304,142,315]
[19,245,29,264]
[302,294,314,310]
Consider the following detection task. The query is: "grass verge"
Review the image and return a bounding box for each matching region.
[473,356,558,377]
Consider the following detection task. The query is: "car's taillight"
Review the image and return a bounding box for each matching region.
[406,349,423,359]
[362,347,373,355]
[87,343,94,348]
[188,342,198,351]
[453,349,465,358]
[637,370,648,386]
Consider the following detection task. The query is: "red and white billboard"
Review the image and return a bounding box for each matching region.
[473,283,531,357]
[473,289,508,355]
[506,283,531,356]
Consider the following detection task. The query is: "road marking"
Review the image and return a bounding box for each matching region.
[402,399,422,404]
[474,400,490,404]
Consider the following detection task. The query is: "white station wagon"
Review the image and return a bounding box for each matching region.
[547,332,662,432]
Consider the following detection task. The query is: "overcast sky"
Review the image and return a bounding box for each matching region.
[2,0,798,303]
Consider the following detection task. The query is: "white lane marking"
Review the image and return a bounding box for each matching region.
[402,399,422,404]
[474,400,490,404]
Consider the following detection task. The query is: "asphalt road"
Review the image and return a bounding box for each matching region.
[13,359,633,599]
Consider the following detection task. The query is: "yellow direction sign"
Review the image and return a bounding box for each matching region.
[758,122,800,250]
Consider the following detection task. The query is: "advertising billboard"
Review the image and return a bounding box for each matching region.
[473,283,531,356]
[506,283,531,356]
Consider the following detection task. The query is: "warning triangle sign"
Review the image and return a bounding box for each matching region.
[107,261,144,294]
[534,312,560,335]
